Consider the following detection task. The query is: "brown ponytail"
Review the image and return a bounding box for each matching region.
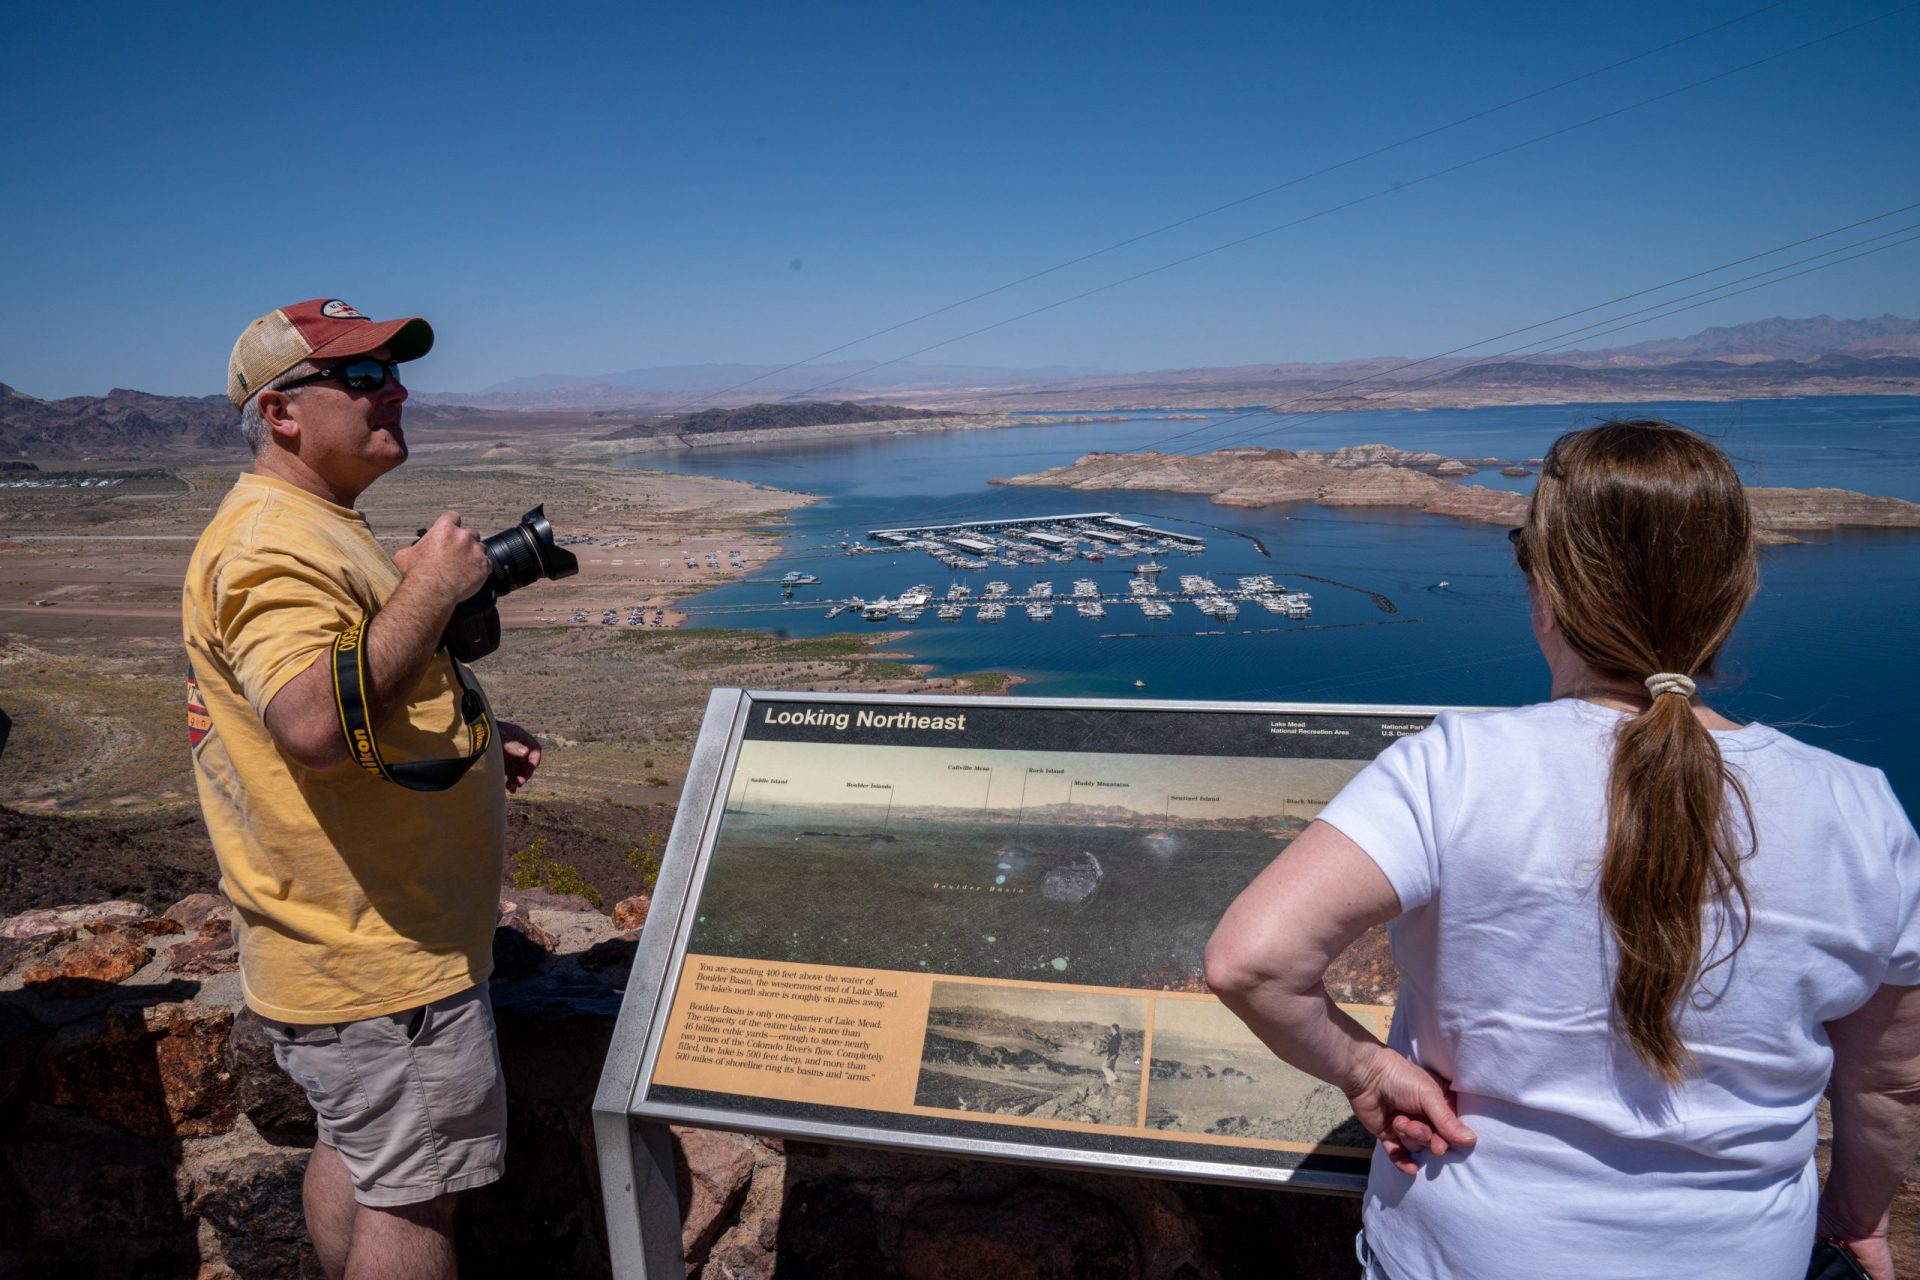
[1517,420,1758,1083]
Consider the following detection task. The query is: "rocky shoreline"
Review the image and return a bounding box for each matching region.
[995,444,1920,545]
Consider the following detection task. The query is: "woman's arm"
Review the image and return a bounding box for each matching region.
[1821,981,1920,1280]
[1204,819,1477,1174]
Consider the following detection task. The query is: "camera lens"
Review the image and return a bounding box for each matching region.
[478,506,579,597]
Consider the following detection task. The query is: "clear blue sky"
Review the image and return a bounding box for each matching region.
[3,0,1916,398]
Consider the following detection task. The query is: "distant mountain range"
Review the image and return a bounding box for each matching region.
[473,360,1113,396]
[6,315,1918,458]
[0,383,237,459]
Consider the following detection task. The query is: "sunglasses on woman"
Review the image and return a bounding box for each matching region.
[279,357,404,394]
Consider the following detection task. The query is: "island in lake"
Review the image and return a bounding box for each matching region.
[993,444,1920,545]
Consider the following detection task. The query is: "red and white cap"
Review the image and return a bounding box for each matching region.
[227,298,433,408]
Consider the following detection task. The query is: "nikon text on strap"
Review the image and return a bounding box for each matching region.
[331,620,492,791]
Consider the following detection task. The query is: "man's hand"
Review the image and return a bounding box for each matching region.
[395,511,490,606]
[499,721,541,793]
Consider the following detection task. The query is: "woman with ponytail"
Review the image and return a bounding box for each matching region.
[1207,420,1920,1279]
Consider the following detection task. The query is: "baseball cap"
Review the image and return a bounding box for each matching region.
[227,298,433,408]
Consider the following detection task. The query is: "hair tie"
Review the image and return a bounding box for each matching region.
[1644,673,1696,700]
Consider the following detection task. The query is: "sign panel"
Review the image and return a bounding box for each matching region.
[607,690,1449,1195]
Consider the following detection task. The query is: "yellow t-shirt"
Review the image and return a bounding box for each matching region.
[183,472,505,1023]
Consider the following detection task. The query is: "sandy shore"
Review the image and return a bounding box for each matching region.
[0,447,1017,818]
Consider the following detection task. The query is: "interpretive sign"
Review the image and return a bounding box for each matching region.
[593,690,1460,1276]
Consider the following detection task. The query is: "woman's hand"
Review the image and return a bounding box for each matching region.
[1818,1210,1894,1280]
[1344,1042,1477,1175]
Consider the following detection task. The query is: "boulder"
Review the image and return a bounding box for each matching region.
[189,1149,318,1279]
[675,1127,757,1261]
[894,1181,1141,1280]
[611,894,650,932]
[163,893,233,935]
[167,923,238,975]
[41,1001,237,1138]
[20,928,154,999]
[0,928,74,980]
[1,1139,186,1243]
[0,1002,49,1121]
[578,932,639,974]
[88,915,183,938]
[492,912,557,982]
[2,900,151,940]
[766,1178,893,1278]
[500,886,599,914]
[226,1008,317,1145]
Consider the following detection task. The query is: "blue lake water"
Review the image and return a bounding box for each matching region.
[626,396,1920,809]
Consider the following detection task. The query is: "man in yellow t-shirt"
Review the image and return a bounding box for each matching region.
[184,298,542,1280]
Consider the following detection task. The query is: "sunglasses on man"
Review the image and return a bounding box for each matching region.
[278,357,405,394]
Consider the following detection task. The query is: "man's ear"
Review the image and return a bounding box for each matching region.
[258,391,301,447]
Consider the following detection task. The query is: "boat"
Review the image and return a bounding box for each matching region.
[1135,560,1163,575]
[978,602,1006,622]
[1028,580,1053,597]
[780,571,819,585]
[824,603,846,619]
[1071,579,1098,596]
[937,603,964,621]
[1076,600,1105,618]
[861,598,894,621]
[984,581,1011,596]
[1026,602,1053,620]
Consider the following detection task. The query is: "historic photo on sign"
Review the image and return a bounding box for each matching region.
[914,983,1146,1127]
[1146,997,1383,1150]
[687,739,1366,990]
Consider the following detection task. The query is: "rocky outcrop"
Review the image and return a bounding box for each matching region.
[6,891,1917,1277]
[996,445,1920,544]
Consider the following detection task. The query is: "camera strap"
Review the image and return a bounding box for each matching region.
[331,619,493,792]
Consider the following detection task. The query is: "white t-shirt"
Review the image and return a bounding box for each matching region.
[1317,699,1920,1280]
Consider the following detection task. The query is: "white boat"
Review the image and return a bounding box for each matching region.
[862,598,894,620]
[978,602,1006,622]
[1076,600,1105,618]
[1029,581,1053,597]
[938,603,964,621]
[1071,579,1098,596]
[1135,560,1163,575]
[984,581,1011,597]
[1026,602,1053,620]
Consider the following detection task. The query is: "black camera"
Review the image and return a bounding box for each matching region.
[442,505,580,662]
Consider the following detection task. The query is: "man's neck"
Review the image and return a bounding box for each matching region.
[253,448,364,508]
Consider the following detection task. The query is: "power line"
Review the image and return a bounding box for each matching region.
[765,1,1918,408]
[858,203,1920,536]
[641,1,1800,415]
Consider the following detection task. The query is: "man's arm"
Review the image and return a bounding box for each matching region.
[1819,981,1920,1280]
[262,512,490,770]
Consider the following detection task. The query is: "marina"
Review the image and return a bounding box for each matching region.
[856,512,1206,571]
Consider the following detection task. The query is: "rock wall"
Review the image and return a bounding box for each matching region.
[5,894,1915,1278]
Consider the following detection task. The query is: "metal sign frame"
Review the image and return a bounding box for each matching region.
[593,689,1478,1276]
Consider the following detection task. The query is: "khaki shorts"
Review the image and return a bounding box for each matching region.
[263,983,508,1207]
